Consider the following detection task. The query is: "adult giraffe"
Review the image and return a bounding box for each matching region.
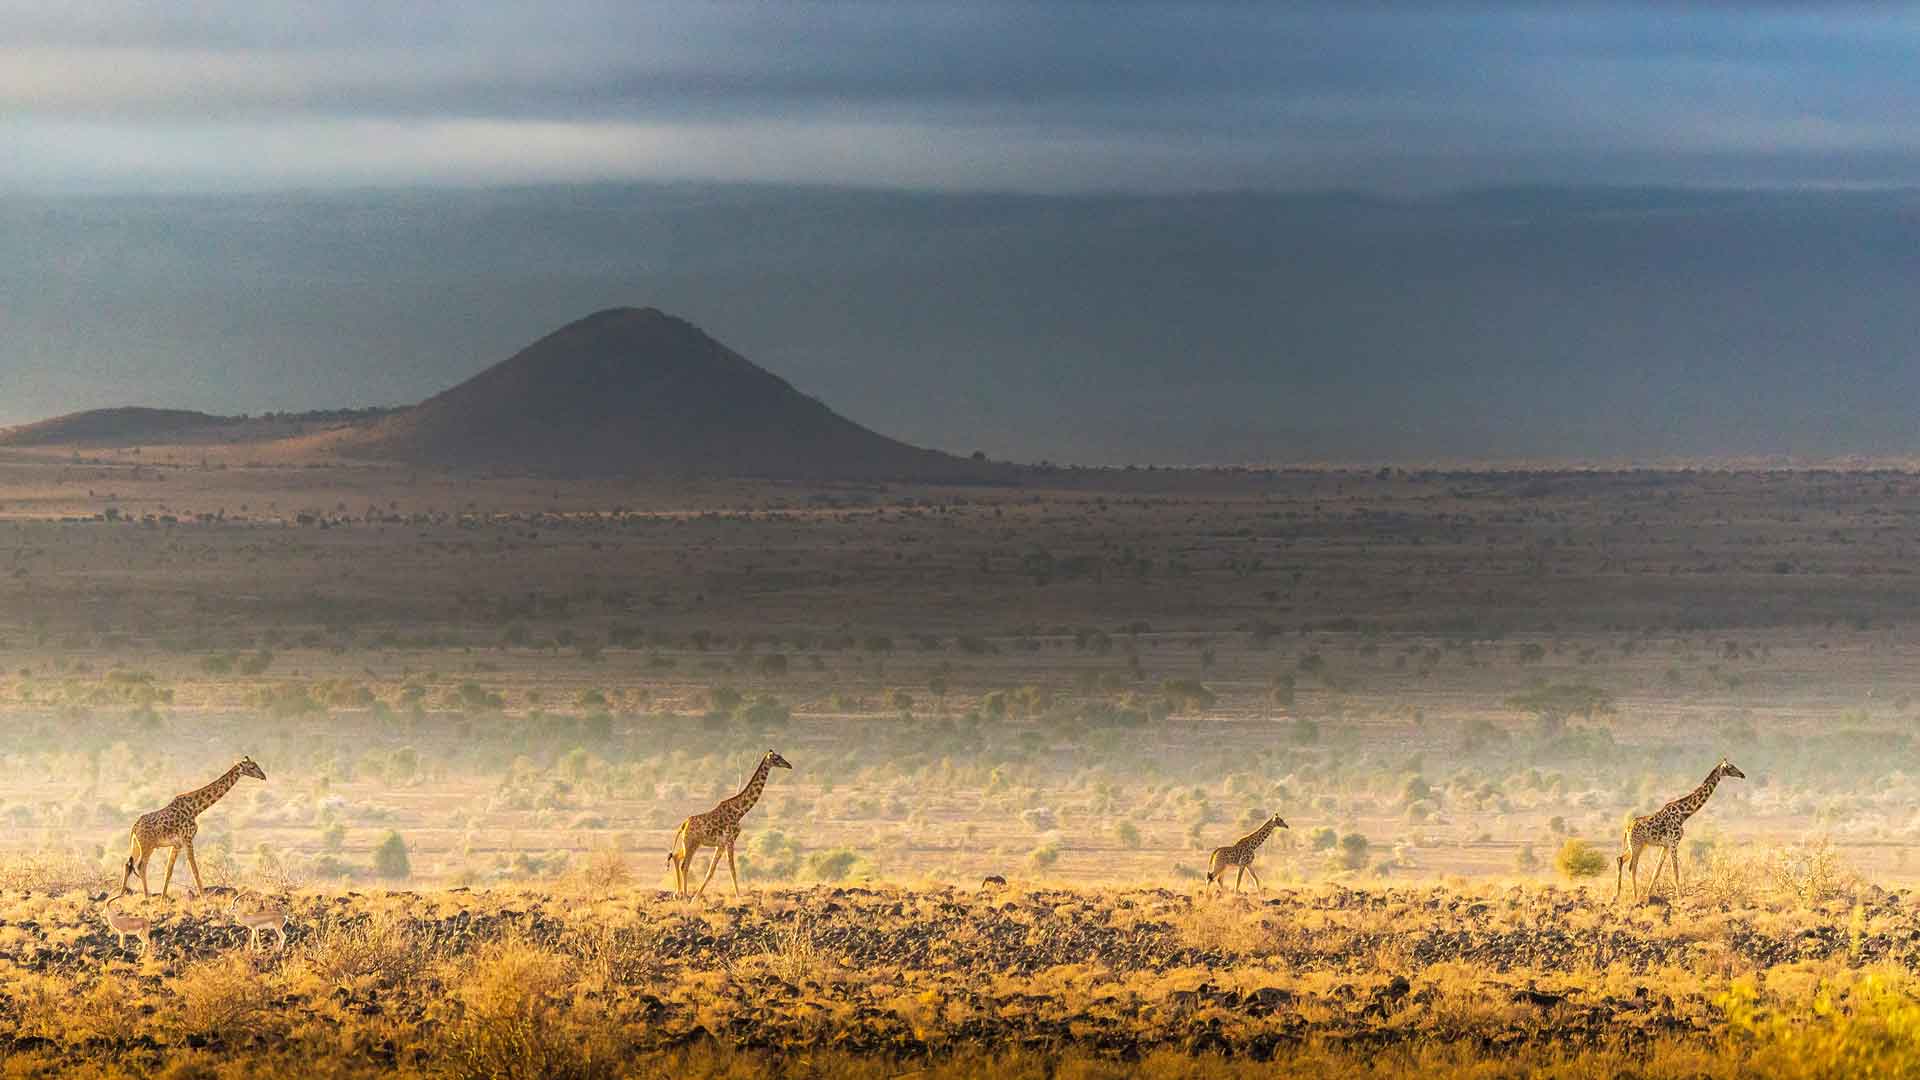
[668,749,791,896]
[1615,757,1744,903]
[119,756,266,898]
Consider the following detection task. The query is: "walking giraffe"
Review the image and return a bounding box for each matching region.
[118,756,266,898]
[1615,756,1745,903]
[667,749,791,896]
[1206,813,1288,892]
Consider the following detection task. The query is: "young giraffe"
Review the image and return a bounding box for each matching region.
[1206,813,1288,892]
[667,749,791,896]
[1615,756,1745,903]
[118,756,267,899]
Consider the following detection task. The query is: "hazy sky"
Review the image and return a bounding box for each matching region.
[6,4,1919,463]
[8,2,1920,194]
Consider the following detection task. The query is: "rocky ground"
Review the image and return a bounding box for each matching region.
[0,882,1910,1076]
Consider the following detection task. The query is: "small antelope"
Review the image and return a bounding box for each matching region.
[226,891,288,953]
[101,895,153,956]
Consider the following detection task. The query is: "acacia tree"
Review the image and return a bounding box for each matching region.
[1505,683,1615,739]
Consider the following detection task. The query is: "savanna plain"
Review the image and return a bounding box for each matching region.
[4,457,1920,1077]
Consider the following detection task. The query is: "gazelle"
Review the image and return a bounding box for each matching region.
[226,890,288,953]
[101,895,153,956]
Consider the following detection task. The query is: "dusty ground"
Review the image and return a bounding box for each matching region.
[1,459,1919,1073]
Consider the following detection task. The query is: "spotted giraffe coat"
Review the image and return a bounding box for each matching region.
[1207,814,1288,890]
[1616,757,1744,902]
[120,756,266,897]
[669,749,792,896]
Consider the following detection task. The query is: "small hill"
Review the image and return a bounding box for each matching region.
[0,407,236,447]
[349,307,982,479]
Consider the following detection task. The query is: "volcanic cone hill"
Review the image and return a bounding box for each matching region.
[349,307,982,479]
[0,407,235,447]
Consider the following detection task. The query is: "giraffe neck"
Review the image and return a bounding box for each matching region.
[1239,820,1279,850]
[1669,770,1722,822]
[177,765,242,818]
[723,758,774,818]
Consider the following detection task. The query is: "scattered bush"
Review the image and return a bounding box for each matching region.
[438,936,610,1080]
[579,846,631,893]
[806,849,859,883]
[175,955,273,1038]
[1555,839,1609,879]
[373,831,411,879]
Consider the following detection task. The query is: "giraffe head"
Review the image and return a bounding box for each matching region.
[1716,757,1745,781]
[237,756,267,781]
[765,750,793,770]
[1269,814,1289,830]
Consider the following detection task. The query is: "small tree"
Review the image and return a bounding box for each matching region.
[1338,833,1371,870]
[1159,679,1217,713]
[1555,839,1608,879]
[373,831,411,880]
[1506,683,1616,739]
[1269,673,1297,709]
[806,849,858,882]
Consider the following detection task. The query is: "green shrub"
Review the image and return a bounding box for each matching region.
[373,831,411,880]
[806,849,859,882]
[1555,839,1608,879]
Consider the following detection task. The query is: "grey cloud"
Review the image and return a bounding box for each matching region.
[4,2,1917,193]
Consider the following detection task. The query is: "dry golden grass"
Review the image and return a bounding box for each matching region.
[174,954,276,1038]
[0,875,1911,1076]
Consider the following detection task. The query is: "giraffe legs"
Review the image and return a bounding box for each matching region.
[1645,848,1670,902]
[1246,865,1263,891]
[160,847,180,897]
[185,842,205,896]
[1619,842,1645,903]
[1233,865,1246,893]
[672,844,698,896]
[726,840,740,895]
[695,846,724,896]
[1669,846,1683,897]
[120,836,151,898]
